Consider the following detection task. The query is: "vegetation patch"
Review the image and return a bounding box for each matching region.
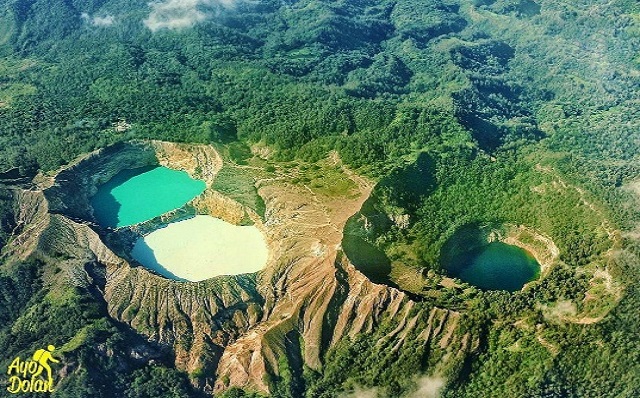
[212,165,265,218]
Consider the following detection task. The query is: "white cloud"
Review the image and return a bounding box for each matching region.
[144,0,206,31]
[92,15,115,26]
[338,375,445,398]
[143,0,241,32]
[408,376,445,398]
[81,12,116,27]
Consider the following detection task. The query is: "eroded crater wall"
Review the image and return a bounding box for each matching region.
[14,142,476,395]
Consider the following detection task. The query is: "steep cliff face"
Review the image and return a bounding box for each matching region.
[43,142,157,223]
[5,141,474,395]
[42,141,223,225]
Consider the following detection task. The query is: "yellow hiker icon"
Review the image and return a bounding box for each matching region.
[31,345,59,385]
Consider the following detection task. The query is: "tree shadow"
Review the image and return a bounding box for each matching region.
[439,222,489,275]
[376,152,437,213]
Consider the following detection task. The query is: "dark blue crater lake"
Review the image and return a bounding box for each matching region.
[446,242,540,292]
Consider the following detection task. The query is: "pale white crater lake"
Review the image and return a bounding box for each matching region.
[131,215,268,281]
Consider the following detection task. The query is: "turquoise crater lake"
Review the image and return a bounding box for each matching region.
[91,166,206,228]
[446,242,540,292]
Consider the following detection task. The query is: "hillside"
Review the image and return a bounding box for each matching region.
[0,0,639,397]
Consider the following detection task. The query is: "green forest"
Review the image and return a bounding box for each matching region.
[1,0,639,397]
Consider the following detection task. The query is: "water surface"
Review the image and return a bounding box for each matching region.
[446,242,540,292]
[342,234,393,286]
[131,215,268,281]
[91,166,205,227]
